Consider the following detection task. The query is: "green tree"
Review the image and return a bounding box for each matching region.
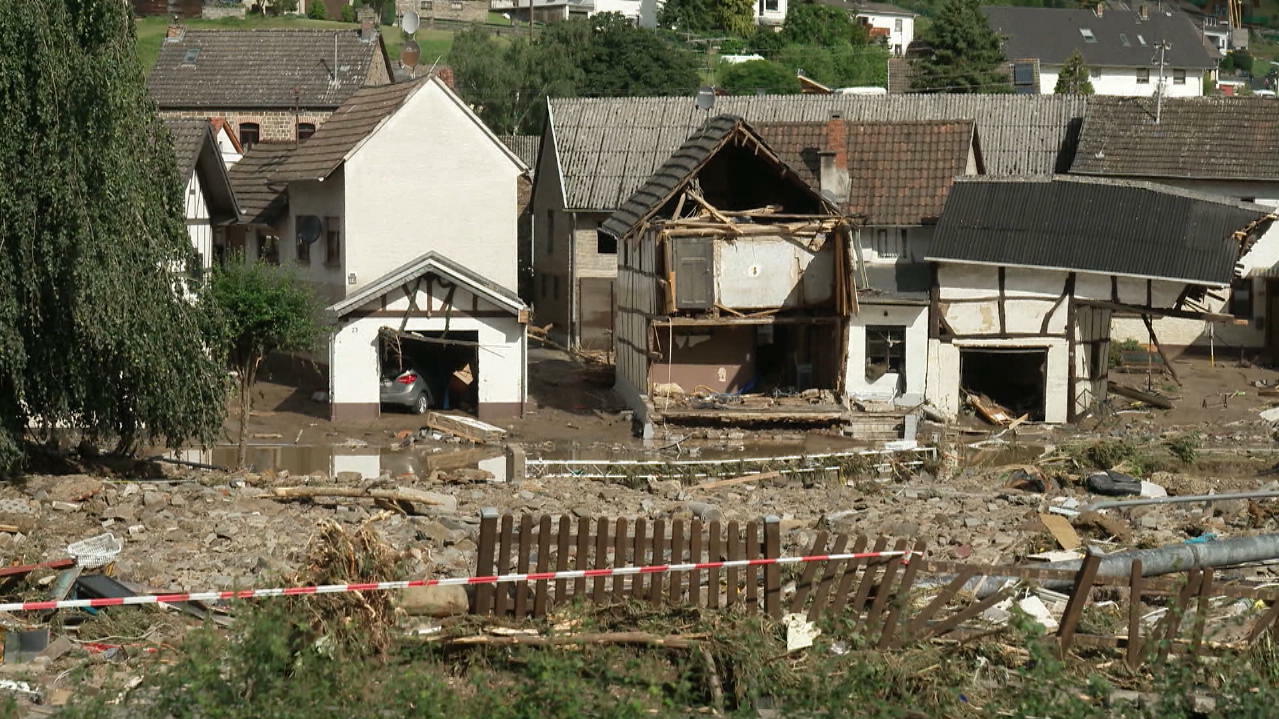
[583,13,700,96]
[774,43,888,88]
[307,0,328,19]
[209,262,323,468]
[910,0,1009,93]
[341,5,357,22]
[780,3,869,46]
[0,0,229,475]
[720,59,801,94]
[658,0,755,36]
[1053,49,1094,94]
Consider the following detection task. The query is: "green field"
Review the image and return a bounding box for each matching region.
[133,14,456,72]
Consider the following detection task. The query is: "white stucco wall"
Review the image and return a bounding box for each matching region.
[1039,65,1205,96]
[343,80,521,295]
[846,303,928,405]
[184,172,212,271]
[283,169,349,305]
[855,11,914,56]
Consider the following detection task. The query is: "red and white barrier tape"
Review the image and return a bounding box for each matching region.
[0,550,916,613]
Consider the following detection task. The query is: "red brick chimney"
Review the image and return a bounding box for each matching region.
[165,16,184,42]
[819,112,850,202]
[434,65,456,90]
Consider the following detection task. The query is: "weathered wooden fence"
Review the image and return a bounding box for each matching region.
[472,511,1279,667]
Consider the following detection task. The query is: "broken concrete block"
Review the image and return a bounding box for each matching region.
[398,585,469,617]
[142,491,168,508]
[683,501,722,522]
[49,501,80,512]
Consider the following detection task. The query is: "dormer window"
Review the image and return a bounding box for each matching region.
[182,48,200,64]
[1080,28,1097,43]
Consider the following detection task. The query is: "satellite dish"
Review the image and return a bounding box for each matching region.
[400,39,421,69]
[296,215,323,246]
[401,11,420,35]
[695,87,716,111]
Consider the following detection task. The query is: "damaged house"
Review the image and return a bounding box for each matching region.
[925,176,1275,423]
[604,116,857,436]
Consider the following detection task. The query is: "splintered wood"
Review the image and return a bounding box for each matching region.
[425,412,507,444]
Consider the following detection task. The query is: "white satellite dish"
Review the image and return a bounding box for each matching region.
[695,87,716,111]
[401,11,420,35]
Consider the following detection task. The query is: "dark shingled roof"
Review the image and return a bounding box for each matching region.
[162,117,240,223]
[547,94,1086,210]
[600,115,832,240]
[147,29,390,109]
[1070,96,1279,181]
[755,120,977,226]
[928,176,1271,286]
[981,6,1217,69]
[162,117,209,179]
[271,79,425,183]
[228,144,293,225]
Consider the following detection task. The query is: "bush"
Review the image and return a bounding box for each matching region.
[719,59,800,94]
[340,4,356,21]
[307,0,327,19]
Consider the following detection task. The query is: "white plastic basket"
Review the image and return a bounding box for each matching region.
[67,533,123,569]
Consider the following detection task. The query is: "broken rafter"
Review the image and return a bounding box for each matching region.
[1076,299,1246,325]
[682,188,739,231]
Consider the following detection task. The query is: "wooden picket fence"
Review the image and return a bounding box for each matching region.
[471,510,1279,665]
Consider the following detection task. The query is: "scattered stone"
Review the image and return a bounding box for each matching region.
[142,491,168,508]
[49,501,80,512]
[398,585,470,616]
[683,501,721,522]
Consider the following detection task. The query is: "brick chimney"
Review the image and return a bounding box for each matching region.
[819,112,850,203]
[434,65,456,90]
[165,16,185,42]
[1094,2,1104,18]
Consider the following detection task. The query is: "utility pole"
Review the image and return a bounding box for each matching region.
[1152,40,1170,124]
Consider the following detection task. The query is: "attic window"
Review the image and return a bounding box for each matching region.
[1079,28,1097,43]
[1119,33,1130,46]
[1137,34,1147,45]
[182,48,200,64]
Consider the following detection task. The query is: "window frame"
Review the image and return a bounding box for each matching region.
[324,216,341,267]
[1136,67,1150,84]
[239,122,260,148]
[1173,68,1186,84]
[297,122,317,140]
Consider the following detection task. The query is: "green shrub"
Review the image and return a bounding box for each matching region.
[307,1,328,20]
[341,4,357,22]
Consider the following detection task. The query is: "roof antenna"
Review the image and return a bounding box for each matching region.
[1152,40,1170,123]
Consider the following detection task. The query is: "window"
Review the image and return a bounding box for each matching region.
[1079,28,1097,43]
[865,228,903,260]
[239,122,260,148]
[552,275,560,300]
[1173,69,1186,84]
[324,216,341,266]
[1230,278,1253,318]
[182,48,200,64]
[419,0,432,8]
[1136,68,1150,84]
[597,231,617,255]
[297,122,316,140]
[865,326,906,385]
[450,0,462,8]
[257,233,280,265]
[894,17,903,31]
[1012,62,1036,94]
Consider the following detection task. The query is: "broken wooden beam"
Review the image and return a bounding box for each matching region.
[692,471,782,491]
[1077,299,1247,325]
[425,412,507,444]
[1107,381,1174,409]
[267,486,450,509]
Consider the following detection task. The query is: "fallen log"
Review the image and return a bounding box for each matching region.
[267,486,449,508]
[1107,381,1174,410]
[426,412,506,444]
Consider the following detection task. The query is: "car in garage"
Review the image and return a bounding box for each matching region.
[380,367,435,414]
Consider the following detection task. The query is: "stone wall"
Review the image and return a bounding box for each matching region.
[398,0,489,23]
[201,4,247,19]
[160,109,332,144]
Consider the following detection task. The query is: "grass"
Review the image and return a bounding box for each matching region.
[133,14,456,72]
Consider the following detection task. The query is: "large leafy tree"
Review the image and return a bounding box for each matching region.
[910,0,1009,93]
[780,3,869,46]
[0,0,229,475]
[658,0,756,36]
[210,263,323,469]
[720,59,802,94]
[1054,50,1094,95]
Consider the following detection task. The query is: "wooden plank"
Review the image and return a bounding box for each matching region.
[1039,513,1081,551]
[849,536,890,622]
[726,521,741,607]
[475,509,498,614]
[592,517,610,603]
[669,519,685,605]
[1142,314,1181,385]
[1190,568,1213,656]
[633,519,649,603]
[495,514,513,616]
[919,585,1017,641]
[907,566,978,639]
[1126,559,1143,672]
[691,471,781,491]
[514,514,533,619]
[424,411,506,444]
[650,519,666,604]
[1107,381,1174,409]
[865,539,910,636]
[573,516,591,598]
[807,534,847,620]
[707,520,721,609]
[612,517,629,603]
[764,517,781,618]
[1057,553,1102,656]
[1154,570,1203,664]
[877,540,926,649]
[554,516,571,608]
[1245,593,1279,644]
[744,522,759,613]
[827,535,869,616]
[534,515,552,617]
[790,531,830,613]
[689,519,704,608]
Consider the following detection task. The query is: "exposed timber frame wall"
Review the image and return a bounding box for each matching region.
[925,263,1228,423]
[615,206,857,427]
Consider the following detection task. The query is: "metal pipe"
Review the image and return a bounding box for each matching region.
[965,533,1279,597]
[1081,490,1279,514]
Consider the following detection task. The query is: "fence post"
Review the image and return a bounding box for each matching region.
[764,516,781,618]
[475,508,499,614]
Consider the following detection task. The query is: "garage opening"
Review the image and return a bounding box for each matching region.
[960,348,1047,421]
[378,329,479,416]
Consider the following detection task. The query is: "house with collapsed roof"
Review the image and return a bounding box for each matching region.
[148,25,393,146]
[531,94,1086,351]
[926,176,1273,423]
[162,118,240,271]
[1069,96,1279,355]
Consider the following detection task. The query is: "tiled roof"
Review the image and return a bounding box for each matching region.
[886,57,915,94]
[228,144,293,225]
[147,29,389,109]
[162,117,209,180]
[929,176,1271,286]
[500,135,540,176]
[329,250,525,318]
[982,6,1217,69]
[270,79,425,183]
[1070,96,1279,181]
[600,115,832,240]
[755,120,975,226]
[547,94,1086,211]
